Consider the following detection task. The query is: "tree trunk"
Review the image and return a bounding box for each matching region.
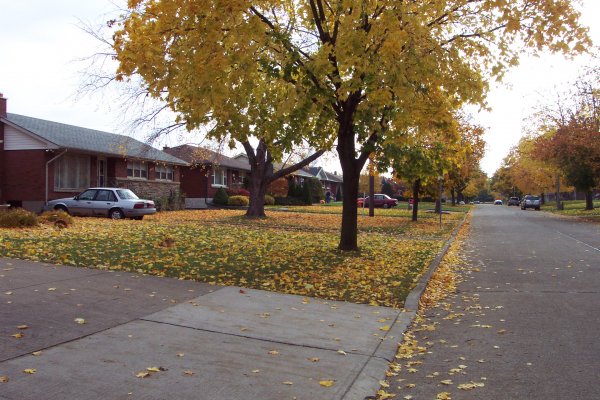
[242,140,326,218]
[339,169,360,250]
[450,188,456,206]
[540,192,545,205]
[245,145,271,218]
[412,179,420,222]
[369,173,375,217]
[585,190,594,210]
[555,174,561,210]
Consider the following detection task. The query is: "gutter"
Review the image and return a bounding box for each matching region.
[45,149,68,205]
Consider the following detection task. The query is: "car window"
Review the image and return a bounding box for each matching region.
[78,189,97,201]
[116,189,139,200]
[530,196,540,200]
[95,190,116,202]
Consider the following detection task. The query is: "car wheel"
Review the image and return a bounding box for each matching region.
[535,207,540,211]
[133,216,144,220]
[109,208,125,219]
[54,205,69,214]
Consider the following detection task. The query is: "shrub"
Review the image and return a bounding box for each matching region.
[264,194,275,205]
[213,187,229,205]
[302,180,313,205]
[38,210,73,229]
[155,189,186,211]
[228,195,250,206]
[0,208,38,228]
[308,177,324,203]
[268,177,288,197]
[287,180,298,197]
[227,188,250,197]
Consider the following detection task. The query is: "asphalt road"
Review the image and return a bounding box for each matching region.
[389,204,600,399]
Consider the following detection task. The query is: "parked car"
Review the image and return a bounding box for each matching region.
[494,199,503,205]
[507,197,520,206]
[520,195,541,210]
[357,194,398,208]
[44,188,156,220]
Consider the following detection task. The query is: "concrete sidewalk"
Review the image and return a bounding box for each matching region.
[0,258,418,400]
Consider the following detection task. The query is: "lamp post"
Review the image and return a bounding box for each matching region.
[438,175,443,229]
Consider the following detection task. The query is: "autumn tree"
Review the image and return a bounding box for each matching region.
[112,0,590,250]
[446,119,486,205]
[532,68,600,209]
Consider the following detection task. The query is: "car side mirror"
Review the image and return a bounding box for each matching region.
[73,196,79,200]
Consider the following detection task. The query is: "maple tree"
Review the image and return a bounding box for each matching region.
[112,0,590,250]
[532,68,600,209]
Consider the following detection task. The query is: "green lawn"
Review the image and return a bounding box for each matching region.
[0,207,466,308]
[541,200,600,220]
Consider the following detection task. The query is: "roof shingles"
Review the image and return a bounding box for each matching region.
[4,113,186,165]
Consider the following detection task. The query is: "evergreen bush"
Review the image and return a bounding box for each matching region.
[228,195,250,206]
[0,208,38,228]
[213,187,229,205]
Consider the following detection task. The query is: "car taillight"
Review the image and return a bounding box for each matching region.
[134,202,145,209]
[148,202,155,208]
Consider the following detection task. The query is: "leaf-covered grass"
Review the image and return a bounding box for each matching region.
[0,209,464,308]
[541,200,600,220]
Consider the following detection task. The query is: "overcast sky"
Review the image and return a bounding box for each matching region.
[1,1,598,176]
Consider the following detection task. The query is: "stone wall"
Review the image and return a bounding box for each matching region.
[114,178,181,202]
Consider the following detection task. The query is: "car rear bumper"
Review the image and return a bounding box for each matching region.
[123,208,157,217]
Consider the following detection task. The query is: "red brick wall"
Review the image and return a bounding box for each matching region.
[3,150,47,202]
[179,165,210,198]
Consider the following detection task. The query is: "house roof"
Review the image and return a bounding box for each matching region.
[2,113,187,165]
[308,166,343,182]
[164,144,251,171]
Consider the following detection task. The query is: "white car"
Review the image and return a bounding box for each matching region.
[494,199,503,205]
[45,188,156,220]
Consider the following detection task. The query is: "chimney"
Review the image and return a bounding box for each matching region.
[0,93,6,118]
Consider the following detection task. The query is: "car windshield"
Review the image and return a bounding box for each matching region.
[116,189,139,200]
[527,196,540,200]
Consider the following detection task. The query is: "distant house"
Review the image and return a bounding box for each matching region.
[307,166,343,198]
[163,144,251,209]
[0,94,187,212]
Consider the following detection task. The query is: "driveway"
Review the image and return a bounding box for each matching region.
[388,205,600,399]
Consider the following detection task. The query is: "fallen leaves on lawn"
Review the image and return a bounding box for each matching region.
[0,209,454,308]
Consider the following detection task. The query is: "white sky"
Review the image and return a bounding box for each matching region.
[1,1,598,176]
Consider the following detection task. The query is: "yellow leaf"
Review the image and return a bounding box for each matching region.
[48,288,57,291]
[0,376,9,383]
[440,379,453,385]
[32,351,42,356]
[146,367,161,372]
[136,371,150,378]
[23,369,36,374]
[282,381,293,385]
[307,357,320,362]
[74,318,86,325]
[437,392,451,400]
[337,350,347,355]
[319,380,335,387]
[11,332,24,339]
[268,350,279,356]
[183,370,194,376]
[17,325,29,330]
[379,325,391,332]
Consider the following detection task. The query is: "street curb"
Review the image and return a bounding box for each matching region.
[342,211,471,400]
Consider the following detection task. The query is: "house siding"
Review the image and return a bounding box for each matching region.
[4,125,55,150]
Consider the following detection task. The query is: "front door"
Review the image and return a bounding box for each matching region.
[97,158,107,187]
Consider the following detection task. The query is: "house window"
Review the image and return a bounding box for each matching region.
[127,161,148,179]
[156,165,173,181]
[54,154,90,191]
[212,166,227,186]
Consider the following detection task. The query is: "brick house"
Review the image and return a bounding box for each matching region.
[0,94,187,212]
[163,144,251,208]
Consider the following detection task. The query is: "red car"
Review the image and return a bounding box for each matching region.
[357,194,398,208]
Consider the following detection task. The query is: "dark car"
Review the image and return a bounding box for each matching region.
[508,197,520,206]
[520,195,541,210]
[358,194,398,208]
[44,188,156,220]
